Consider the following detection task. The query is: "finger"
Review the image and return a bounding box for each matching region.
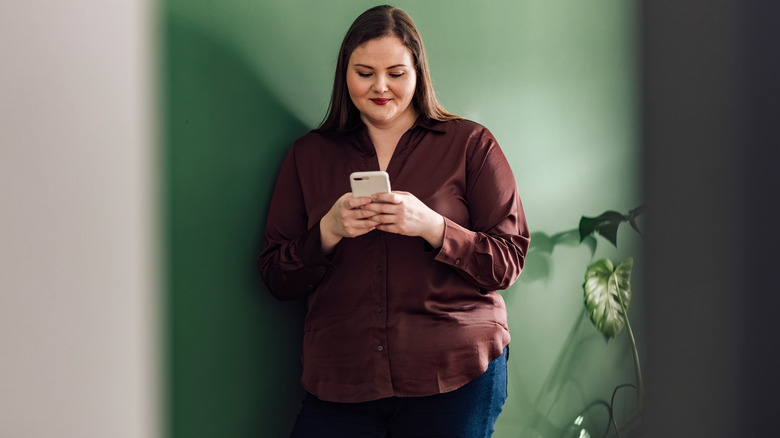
[371,192,401,204]
[346,219,380,235]
[347,212,381,225]
[347,196,374,209]
[374,223,399,234]
[351,208,380,219]
[373,213,398,225]
[337,193,352,209]
[348,222,378,233]
[361,202,394,214]
[362,219,381,228]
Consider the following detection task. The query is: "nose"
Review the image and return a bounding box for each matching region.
[372,76,388,94]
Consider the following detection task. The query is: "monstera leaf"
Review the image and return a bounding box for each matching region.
[583,258,634,340]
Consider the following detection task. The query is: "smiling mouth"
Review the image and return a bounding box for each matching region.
[370,98,391,105]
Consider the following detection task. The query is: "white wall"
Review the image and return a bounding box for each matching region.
[0,1,160,437]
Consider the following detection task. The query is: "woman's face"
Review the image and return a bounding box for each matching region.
[346,36,418,129]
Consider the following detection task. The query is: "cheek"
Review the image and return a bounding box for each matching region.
[346,76,367,99]
[401,78,417,100]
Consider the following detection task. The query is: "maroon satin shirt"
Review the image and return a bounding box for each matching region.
[258,117,530,403]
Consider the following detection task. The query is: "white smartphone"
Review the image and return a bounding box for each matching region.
[350,171,391,200]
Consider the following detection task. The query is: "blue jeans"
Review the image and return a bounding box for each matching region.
[289,347,508,438]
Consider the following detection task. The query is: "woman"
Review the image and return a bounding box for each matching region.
[258,5,529,437]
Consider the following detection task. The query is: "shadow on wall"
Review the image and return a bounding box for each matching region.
[164,14,310,438]
[502,228,641,437]
[501,308,633,437]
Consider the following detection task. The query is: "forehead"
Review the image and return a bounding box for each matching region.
[349,36,413,65]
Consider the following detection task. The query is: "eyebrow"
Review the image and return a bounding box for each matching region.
[353,63,408,70]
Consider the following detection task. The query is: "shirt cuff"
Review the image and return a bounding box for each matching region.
[297,221,335,270]
[434,217,475,269]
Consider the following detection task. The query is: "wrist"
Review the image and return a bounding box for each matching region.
[423,214,445,249]
[319,217,341,253]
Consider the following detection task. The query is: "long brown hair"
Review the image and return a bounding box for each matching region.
[318,5,460,134]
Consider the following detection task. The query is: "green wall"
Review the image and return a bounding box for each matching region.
[163,1,640,436]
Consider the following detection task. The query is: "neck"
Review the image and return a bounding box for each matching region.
[362,108,419,139]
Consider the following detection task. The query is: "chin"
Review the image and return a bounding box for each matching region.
[366,112,397,124]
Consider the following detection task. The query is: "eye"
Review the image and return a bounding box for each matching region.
[389,72,405,78]
[357,72,372,78]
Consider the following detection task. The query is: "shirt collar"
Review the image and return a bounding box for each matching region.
[413,115,447,133]
[346,115,447,155]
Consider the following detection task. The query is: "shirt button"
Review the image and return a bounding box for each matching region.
[377,346,384,352]
[454,258,461,265]
[376,306,383,313]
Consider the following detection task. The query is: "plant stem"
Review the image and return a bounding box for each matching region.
[613,271,644,413]
[609,384,638,438]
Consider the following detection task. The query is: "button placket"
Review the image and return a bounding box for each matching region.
[373,232,389,360]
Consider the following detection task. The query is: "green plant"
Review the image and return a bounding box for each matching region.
[579,206,644,437]
[521,206,645,436]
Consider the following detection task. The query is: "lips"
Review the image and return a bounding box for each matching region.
[370,98,391,105]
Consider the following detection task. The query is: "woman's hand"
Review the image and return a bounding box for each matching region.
[363,191,445,248]
[320,193,380,253]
